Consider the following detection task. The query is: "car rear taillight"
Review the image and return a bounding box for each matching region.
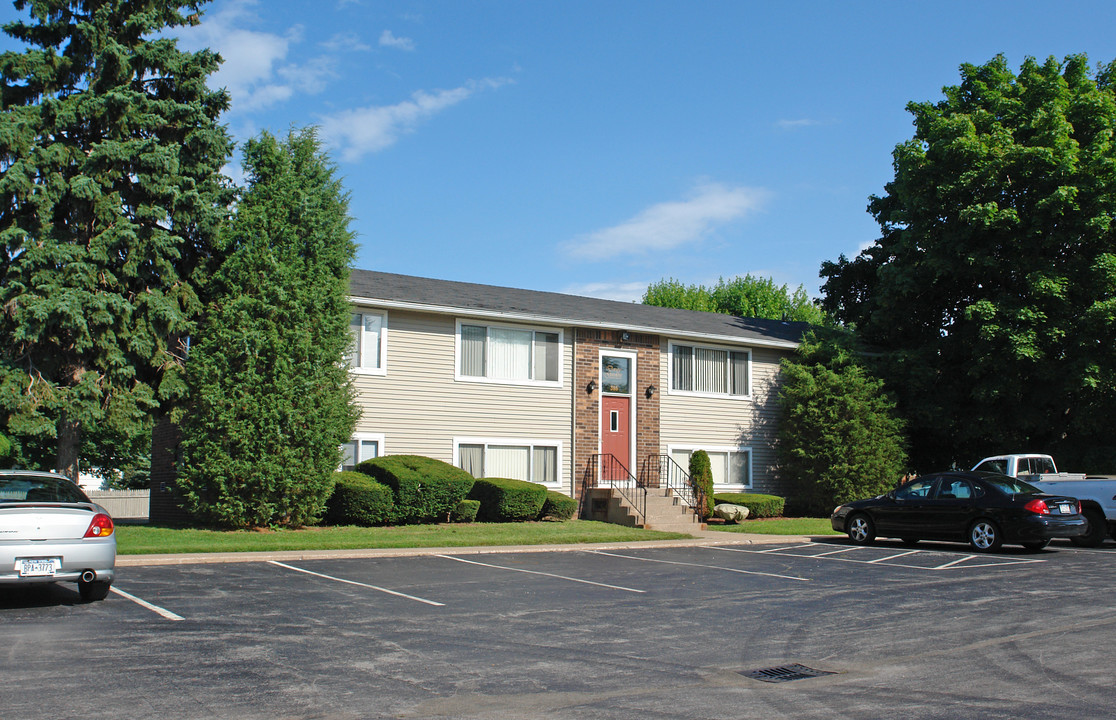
[84,513,114,538]
[1024,499,1050,515]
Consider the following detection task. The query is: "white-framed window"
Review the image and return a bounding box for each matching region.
[669,342,750,398]
[454,438,562,486]
[349,310,387,375]
[339,433,385,472]
[456,321,562,386]
[669,445,752,489]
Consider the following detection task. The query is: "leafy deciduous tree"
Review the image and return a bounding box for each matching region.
[643,275,825,324]
[176,128,358,528]
[820,54,1116,471]
[0,0,233,478]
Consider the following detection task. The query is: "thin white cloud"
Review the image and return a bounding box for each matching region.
[322,32,372,52]
[177,0,332,112]
[564,183,770,261]
[776,118,819,129]
[319,77,513,161]
[379,30,415,51]
[562,281,649,303]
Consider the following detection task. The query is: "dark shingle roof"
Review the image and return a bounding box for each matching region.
[349,269,808,348]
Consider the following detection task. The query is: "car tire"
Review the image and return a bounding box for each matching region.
[79,580,111,602]
[968,519,1002,552]
[847,514,876,545]
[1070,509,1106,548]
[1022,540,1050,551]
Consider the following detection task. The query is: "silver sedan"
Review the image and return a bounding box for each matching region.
[0,470,116,601]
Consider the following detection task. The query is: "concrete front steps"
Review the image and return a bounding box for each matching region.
[584,486,707,533]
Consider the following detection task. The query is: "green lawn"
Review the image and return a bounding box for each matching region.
[706,517,840,535]
[115,520,692,555]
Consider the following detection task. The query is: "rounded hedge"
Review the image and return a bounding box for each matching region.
[467,477,548,522]
[325,471,394,526]
[538,490,577,521]
[357,455,475,524]
[451,499,481,523]
[712,492,785,519]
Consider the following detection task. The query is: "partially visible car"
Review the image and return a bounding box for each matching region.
[0,470,116,601]
[830,471,1088,552]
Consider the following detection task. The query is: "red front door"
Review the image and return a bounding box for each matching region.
[601,395,630,479]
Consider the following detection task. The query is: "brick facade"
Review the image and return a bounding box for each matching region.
[573,329,660,500]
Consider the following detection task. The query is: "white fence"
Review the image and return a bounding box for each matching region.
[88,489,150,520]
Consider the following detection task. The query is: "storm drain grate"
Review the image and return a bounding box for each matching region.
[739,663,837,683]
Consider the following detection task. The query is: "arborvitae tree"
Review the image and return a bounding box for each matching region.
[687,449,715,519]
[0,0,234,479]
[176,128,359,528]
[777,330,908,516]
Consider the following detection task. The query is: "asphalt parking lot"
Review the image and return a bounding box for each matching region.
[4,537,1116,720]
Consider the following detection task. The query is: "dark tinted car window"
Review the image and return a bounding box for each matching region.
[895,479,935,500]
[974,459,1008,474]
[0,475,90,503]
[980,476,1041,495]
[939,479,973,499]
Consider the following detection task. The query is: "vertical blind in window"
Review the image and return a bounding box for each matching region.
[460,324,559,382]
[458,443,559,484]
[671,344,748,396]
[350,313,383,369]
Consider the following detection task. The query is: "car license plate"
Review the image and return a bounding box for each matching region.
[1058,503,1073,514]
[18,558,58,577]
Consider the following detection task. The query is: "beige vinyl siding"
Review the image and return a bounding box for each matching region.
[349,309,575,495]
[659,340,789,494]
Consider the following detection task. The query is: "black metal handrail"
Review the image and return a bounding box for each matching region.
[641,454,705,517]
[584,453,646,526]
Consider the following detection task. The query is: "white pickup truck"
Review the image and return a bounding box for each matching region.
[972,454,1116,546]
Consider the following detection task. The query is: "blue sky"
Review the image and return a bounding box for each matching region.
[6,1,1116,301]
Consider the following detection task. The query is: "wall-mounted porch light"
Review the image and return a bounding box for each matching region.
[586,380,597,393]
[645,384,656,398]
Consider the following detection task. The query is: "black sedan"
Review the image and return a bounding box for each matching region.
[830,471,1088,552]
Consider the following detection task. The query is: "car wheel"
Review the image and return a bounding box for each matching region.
[1022,540,1050,551]
[79,580,111,602]
[847,514,876,545]
[1070,509,1106,548]
[968,519,1002,552]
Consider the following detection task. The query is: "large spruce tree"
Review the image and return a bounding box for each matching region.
[0,0,234,478]
[176,129,359,528]
[821,55,1116,471]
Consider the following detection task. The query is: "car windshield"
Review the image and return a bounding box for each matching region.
[0,474,90,503]
[981,476,1042,495]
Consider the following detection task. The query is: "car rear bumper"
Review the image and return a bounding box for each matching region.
[0,538,116,585]
[1009,514,1088,542]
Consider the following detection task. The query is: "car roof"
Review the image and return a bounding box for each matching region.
[0,470,75,482]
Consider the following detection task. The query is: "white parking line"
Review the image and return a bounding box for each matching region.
[268,561,445,606]
[110,587,184,621]
[712,545,1045,570]
[436,555,645,593]
[934,555,977,569]
[811,547,862,557]
[867,550,921,564]
[589,550,809,582]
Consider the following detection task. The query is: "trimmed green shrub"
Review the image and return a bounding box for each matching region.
[468,477,548,522]
[689,450,715,519]
[538,490,578,521]
[713,492,785,519]
[451,499,481,523]
[357,455,475,524]
[325,472,394,526]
